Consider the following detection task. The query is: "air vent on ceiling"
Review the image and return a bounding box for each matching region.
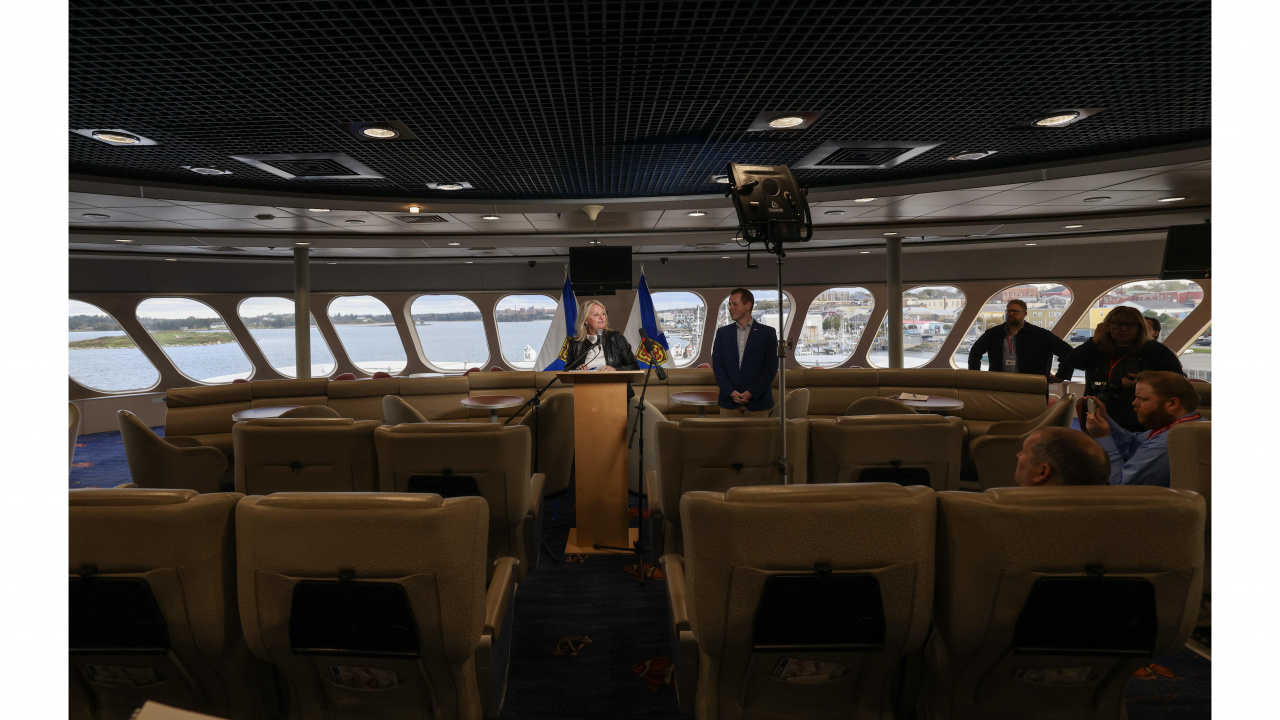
[395,215,449,223]
[794,141,939,170]
[229,153,384,180]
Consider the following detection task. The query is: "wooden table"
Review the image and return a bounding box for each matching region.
[231,405,300,422]
[895,396,965,415]
[460,394,525,423]
[670,391,721,418]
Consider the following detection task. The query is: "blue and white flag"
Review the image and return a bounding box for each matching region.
[624,273,671,368]
[536,274,579,371]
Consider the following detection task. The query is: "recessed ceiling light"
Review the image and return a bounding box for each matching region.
[463,261,474,264]
[768,116,807,128]
[91,131,140,144]
[947,150,998,161]
[482,214,501,220]
[295,242,310,247]
[687,211,707,217]
[1024,242,1038,246]
[360,126,399,139]
[82,213,109,219]
[859,250,871,254]
[408,205,421,213]
[824,210,845,216]
[883,232,898,236]
[344,219,366,224]
[255,214,275,220]
[1157,196,1186,203]
[721,256,731,259]
[184,166,232,175]
[1035,112,1080,127]
[854,197,876,203]
[326,261,337,265]
[447,242,461,246]
[308,208,330,212]
[435,183,466,191]
[1082,196,1111,203]
[711,173,730,184]
[1064,224,1084,229]
[163,258,177,262]
[113,238,133,243]
[589,240,603,245]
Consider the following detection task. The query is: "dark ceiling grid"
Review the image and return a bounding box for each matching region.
[70,0,1209,200]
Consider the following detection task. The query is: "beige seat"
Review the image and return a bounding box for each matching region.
[232,417,380,495]
[517,392,576,496]
[844,396,918,416]
[1169,420,1211,627]
[70,489,276,720]
[769,387,810,419]
[382,394,430,424]
[647,418,809,559]
[277,404,341,418]
[69,401,81,469]
[375,423,545,580]
[968,393,1077,490]
[118,409,228,493]
[662,484,936,718]
[810,415,965,491]
[920,487,1206,720]
[236,492,516,719]
[627,397,667,494]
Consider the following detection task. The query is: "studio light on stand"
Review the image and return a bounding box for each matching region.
[725,162,813,484]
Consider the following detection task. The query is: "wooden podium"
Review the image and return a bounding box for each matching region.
[556,370,644,554]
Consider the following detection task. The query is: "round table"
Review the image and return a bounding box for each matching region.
[895,396,965,415]
[670,391,721,418]
[231,405,301,422]
[461,395,525,423]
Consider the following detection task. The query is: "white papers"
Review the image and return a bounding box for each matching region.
[130,701,227,720]
[772,658,848,682]
[894,393,930,401]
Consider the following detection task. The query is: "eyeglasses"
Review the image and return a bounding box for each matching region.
[1110,322,1140,329]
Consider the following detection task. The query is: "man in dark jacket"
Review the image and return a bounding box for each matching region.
[967,300,1074,383]
[712,288,778,416]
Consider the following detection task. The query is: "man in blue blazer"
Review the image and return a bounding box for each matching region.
[711,288,778,416]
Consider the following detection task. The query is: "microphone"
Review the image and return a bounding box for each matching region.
[638,328,668,380]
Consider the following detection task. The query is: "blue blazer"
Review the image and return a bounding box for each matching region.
[711,320,778,411]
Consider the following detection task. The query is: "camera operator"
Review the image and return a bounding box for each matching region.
[1064,305,1184,432]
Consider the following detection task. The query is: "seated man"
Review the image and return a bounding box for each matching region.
[1013,427,1111,487]
[1083,370,1205,487]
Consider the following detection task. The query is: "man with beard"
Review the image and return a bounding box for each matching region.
[1083,370,1204,487]
[967,299,1075,384]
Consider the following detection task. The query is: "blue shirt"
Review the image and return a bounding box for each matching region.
[1095,412,1204,487]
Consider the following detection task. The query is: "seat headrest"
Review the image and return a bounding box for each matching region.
[249,492,445,510]
[382,422,506,435]
[242,418,357,427]
[973,486,1202,508]
[723,483,932,504]
[69,488,201,506]
[836,414,951,426]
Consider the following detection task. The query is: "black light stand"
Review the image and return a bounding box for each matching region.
[725,162,814,485]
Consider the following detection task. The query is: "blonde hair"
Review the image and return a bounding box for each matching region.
[1100,305,1151,351]
[574,299,611,341]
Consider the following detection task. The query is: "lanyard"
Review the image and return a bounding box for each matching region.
[1147,413,1202,441]
[1106,352,1128,381]
[1005,333,1016,357]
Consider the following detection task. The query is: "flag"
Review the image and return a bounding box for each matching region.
[624,273,670,368]
[536,274,578,371]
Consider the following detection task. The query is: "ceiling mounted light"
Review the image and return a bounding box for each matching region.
[710,173,730,184]
[92,131,139,144]
[1083,196,1111,203]
[429,182,472,191]
[295,242,310,246]
[721,255,731,259]
[463,261,474,264]
[113,238,133,243]
[183,166,232,175]
[360,126,399,139]
[447,242,461,246]
[82,213,109,219]
[344,219,366,225]
[1157,196,1186,203]
[308,208,330,212]
[687,211,707,217]
[1024,242,1038,246]
[1035,113,1079,127]
[73,128,161,145]
[255,214,275,220]
[883,232,898,236]
[1064,224,1084,229]
[946,150,998,161]
[769,116,806,128]
[747,111,822,131]
[163,258,177,262]
[408,205,421,213]
[854,197,876,203]
[859,250,871,254]
[824,210,845,216]
[1019,108,1105,129]
[327,261,337,265]
[482,214,501,221]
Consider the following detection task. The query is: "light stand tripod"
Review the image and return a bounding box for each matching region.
[725,163,813,484]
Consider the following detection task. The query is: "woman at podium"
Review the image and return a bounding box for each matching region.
[560,299,639,371]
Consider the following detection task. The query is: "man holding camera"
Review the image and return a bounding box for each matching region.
[1083,370,1204,487]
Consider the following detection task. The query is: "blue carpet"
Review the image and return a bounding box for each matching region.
[69,431,1209,718]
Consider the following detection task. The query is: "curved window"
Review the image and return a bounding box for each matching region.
[69,300,160,392]
[868,286,967,368]
[797,288,874,368]
[652,292,707,367]
[135,298,253,383]
[1066,279,1207,381]
[493,295,554,369]
[237,297,336,377]
[954,283,1074,370]
[716,289,792,335]
[328,296,408,374]
[411,295,490,371]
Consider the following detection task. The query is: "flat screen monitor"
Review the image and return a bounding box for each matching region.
[1159,224,1210,280]
[569,246,632,295]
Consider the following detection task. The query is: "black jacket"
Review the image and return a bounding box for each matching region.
[967,322,1075,382]
[1064,338,1185,431]
[563,330,639,371]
